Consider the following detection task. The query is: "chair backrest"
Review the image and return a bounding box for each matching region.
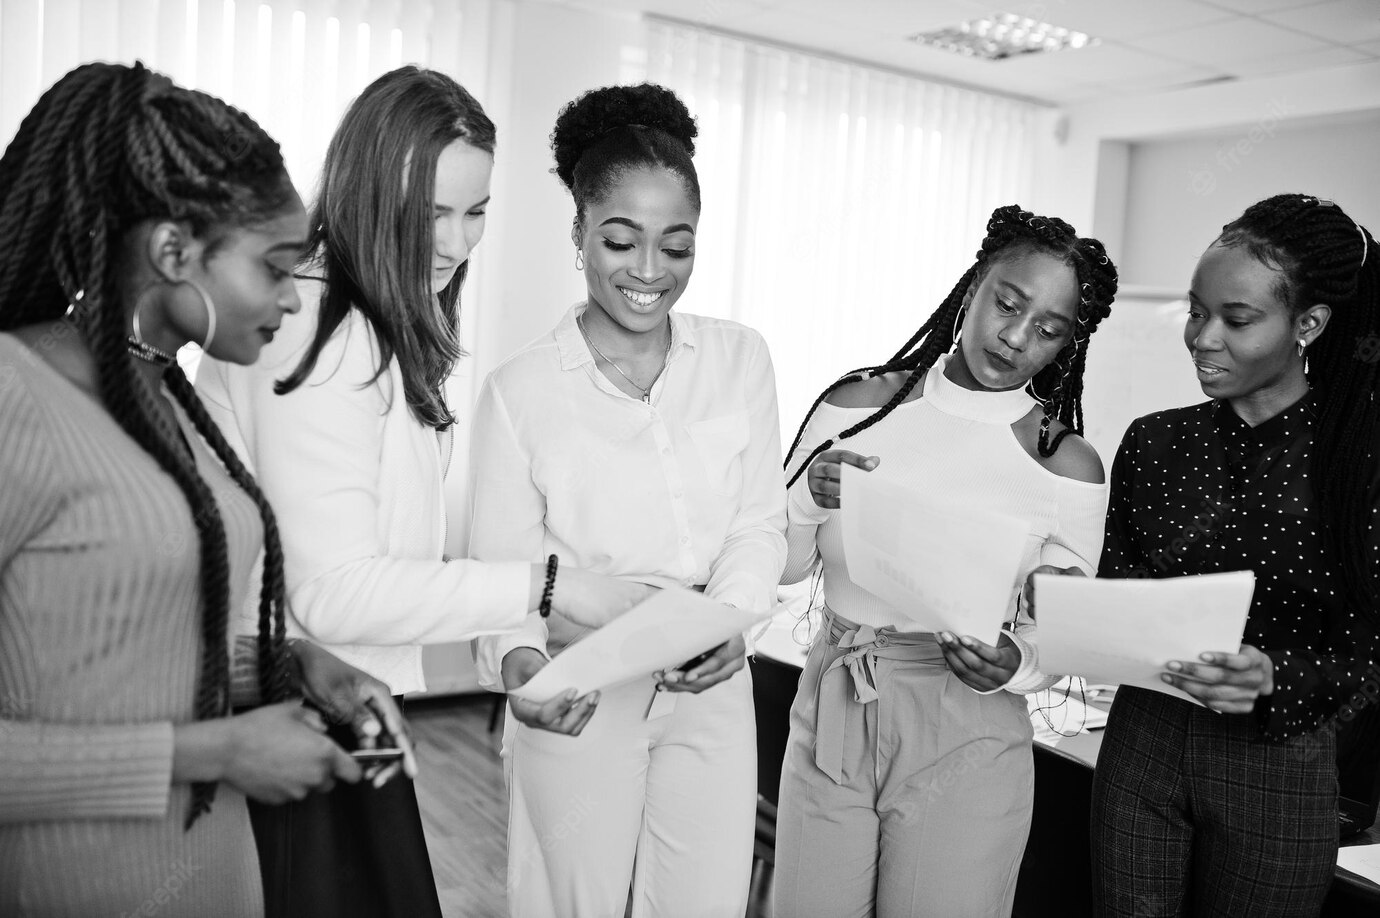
[750,656,803,806]
[1013,742,1095,918]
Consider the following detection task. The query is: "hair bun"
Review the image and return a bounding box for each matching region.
[551,83,697,191]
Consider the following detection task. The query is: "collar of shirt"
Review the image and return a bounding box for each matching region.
[1212,392,1314,461]
[553,301,698,372]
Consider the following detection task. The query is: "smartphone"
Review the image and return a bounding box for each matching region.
[350,748,404,763]
[677,647,717,673]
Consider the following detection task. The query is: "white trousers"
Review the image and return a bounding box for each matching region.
[504,667,757,918]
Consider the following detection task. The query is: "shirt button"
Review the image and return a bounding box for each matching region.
[875,634,890,646]
[680,536,691,545]
[661,447,672,456]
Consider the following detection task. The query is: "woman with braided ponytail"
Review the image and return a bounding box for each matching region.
[0,62,412,916]
[774,205,1117,916]
[1092,193,1380,917]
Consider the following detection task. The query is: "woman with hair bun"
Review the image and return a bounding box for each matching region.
[1092,194,1380,917]
[471,83,786,917]
[774,205,1118,916]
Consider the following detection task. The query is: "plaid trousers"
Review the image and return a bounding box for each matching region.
[1090,687,1337,918]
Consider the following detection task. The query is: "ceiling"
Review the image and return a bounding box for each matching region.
[560,0,1380,104]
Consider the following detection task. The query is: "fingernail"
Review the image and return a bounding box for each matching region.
[1161,673,1174,684]
[1199,653,1214,663]
[960,637,975,648]
[1167,661,1182,672]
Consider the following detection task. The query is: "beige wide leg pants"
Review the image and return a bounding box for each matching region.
[773,608,1034,918]
[505,667,757,918]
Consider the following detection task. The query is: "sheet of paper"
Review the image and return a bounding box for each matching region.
[508,588,777,703]
[1338,844,1380,885]
[1034,571,1255,705]
[839,464,1029,645]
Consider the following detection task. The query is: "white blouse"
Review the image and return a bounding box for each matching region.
[782,356,1109,694]
[471,304,788,690]
[196,279,530,695]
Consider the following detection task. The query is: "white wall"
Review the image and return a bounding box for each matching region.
[1121,114,1380,288]
[1026,60,1380,463]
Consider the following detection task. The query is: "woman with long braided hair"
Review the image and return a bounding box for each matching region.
[774,204,1117,916]
[0,62,415,916]
[1092,194,1380,917]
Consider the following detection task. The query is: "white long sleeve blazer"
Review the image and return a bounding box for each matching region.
[197,279,529,694]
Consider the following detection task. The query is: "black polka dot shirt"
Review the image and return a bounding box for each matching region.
[1098,395,1379,741]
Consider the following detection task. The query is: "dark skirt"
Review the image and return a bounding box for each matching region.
[248,700,443,918]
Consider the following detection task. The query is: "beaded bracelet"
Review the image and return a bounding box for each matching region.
[538,553,559,618]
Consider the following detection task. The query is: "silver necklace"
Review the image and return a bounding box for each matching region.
[578,314,671,404]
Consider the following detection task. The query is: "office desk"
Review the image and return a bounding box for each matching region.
[752,612,1380,915]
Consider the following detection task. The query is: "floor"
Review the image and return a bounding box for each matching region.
[409,694,774,918]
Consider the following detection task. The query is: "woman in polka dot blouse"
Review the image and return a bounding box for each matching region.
[1090,193,1380,917]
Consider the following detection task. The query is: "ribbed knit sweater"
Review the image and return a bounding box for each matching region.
[0,333,263,916]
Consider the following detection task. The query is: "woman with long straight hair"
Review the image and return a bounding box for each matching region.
[774,205,1118,917]
[1092,193,1380,917]
[0,61,408,917]
[197,66,649,917]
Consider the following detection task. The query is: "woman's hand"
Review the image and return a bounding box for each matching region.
[1161,644,1274,714]
[1021,564,1088,619]
[548,568,657,630]
[290,640,418,786]
[937,632,1022,692]
[656,634,747,693]
[807,450,879,509]
[501,647,600,736]
[174,701,362,804]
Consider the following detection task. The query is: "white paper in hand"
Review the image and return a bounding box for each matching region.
[1034,571,1255,705]
[839,464,1029,645]
[508,588,776,704]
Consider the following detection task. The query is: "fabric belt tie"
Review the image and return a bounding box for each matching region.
[813,605,946,784]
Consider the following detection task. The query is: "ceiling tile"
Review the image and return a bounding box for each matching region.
[1006,0,1236,40]
[1260,0,1380,44]
[1228,43,1372,76]
[1199,0,1332,12]
[1128,16,1332,64]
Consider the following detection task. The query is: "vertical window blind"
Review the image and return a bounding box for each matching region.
[644,20,1039,434]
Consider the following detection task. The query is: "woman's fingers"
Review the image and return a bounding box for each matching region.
[808,451,880,508]
[359,685,418,780]
[511,689,599,734]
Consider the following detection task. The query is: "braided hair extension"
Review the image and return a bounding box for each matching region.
[1217,194,1379,616]
[551,82,700,222]
[785,204,1119,489]
[0,62,298,825]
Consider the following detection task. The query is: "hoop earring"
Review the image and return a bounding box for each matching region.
[128,301,177,367]
[184,278,217,351]
[1029,369,1057,403]
[952,305,967,346]
[575,249,585,271]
